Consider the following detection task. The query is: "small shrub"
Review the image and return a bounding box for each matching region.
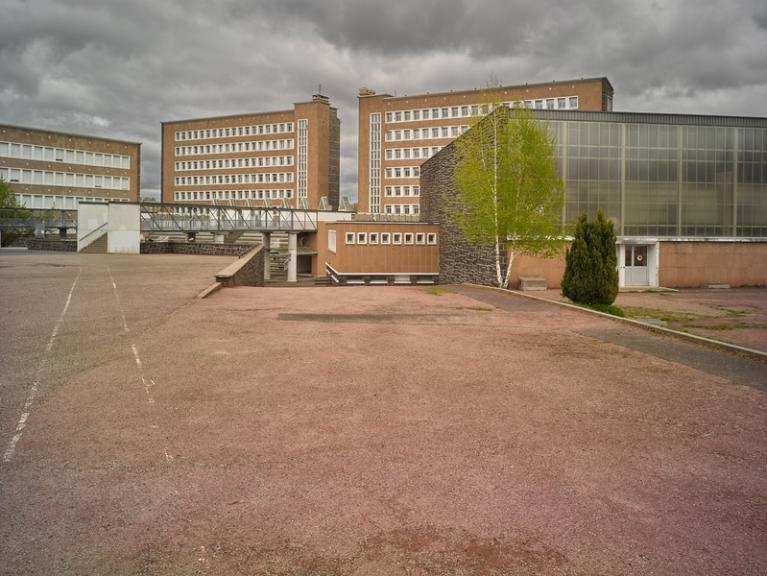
[562,210,618,305]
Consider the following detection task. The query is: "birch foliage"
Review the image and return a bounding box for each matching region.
[451,106,565,288]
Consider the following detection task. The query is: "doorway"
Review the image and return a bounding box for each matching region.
[624,245,649,286]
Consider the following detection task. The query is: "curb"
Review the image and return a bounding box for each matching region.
[463,283,767,361]
[198,282,222,299]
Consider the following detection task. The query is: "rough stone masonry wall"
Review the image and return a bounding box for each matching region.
[215,246,265,287]
[419,144,505,286]
[25,239,77,252]
[140,242,253,257]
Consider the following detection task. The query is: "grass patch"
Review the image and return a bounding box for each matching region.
[621,306,698,323]
[685,321,761,331]
[585,303,626,317]
[426,286,446,296]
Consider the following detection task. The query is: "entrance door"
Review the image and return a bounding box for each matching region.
[624,245,649,286]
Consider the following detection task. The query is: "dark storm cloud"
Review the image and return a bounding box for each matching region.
[1,0,766,200]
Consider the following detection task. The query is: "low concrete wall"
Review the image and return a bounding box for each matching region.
[140,242,253,256]
[26,239,77,252]
[215,246,265,287]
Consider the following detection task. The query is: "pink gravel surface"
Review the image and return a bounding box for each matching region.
[533,288,767,352]
[1,252,766,575]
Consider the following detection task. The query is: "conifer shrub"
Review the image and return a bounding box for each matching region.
[562,210,618,305]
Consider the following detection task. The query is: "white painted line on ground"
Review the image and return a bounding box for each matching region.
[3,270,81,464]
[108,268,171,465]
[107,266,130,334]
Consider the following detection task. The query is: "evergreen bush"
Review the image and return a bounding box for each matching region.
[562,210,618,305]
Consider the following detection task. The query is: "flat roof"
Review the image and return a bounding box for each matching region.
[532,109,767,127]
[0,123,141,146]
[162,100,337,125]
[366,77,613,102]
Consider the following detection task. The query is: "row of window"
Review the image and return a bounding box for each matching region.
[0,141,131,169]
[383,203,420,215]
[383,96,579,123]
[384,185,420,197]
[175,173,293,186]
[175,140,295,156]
[15,193,129,210]
[175,122,294,141]
[384,147,444,161]
[175,189,294,201]
[384,166,420,179]
[345,231,436,245]
[0,167,130,191]
[175,156,294,171]
[385,125,470,142]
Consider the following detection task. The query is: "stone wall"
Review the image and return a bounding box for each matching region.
[140,241,253,257]
[26,239,77,252]
[215,246,265,287]
[419,144,504,286]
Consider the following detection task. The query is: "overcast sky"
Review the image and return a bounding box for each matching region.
[2,0,766,200]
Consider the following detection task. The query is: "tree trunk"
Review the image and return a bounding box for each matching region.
[501,248,515,289]
[494,236,503,287]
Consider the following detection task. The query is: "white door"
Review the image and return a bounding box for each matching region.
[625,245,649,286]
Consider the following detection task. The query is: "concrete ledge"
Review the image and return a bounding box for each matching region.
[464,282,767,361]
[215,245,265,287]
[519,277,547,291]
[198,282,223,299]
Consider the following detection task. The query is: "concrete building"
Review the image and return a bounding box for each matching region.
[357,77,613,216]
[420,107,767,289]
[161,95,341,211]
[0,124,140,209]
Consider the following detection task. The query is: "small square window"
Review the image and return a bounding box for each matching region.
[345,232,355,245]
[404,233,414,245]
[357,232,367,244]
[369,232,379,244]
[380,233,391,245]
[392,233,402,245]
[427,233,437,245]
[415,233,425,245]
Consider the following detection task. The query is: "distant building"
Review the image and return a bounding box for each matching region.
[357,77,613,216]
[420,108,767,289]
[0,124,140,209]
[161,95,341,210]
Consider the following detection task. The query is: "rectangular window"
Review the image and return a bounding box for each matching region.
[404,111,411,121]
[422,109,430,120]
[569,96,578,109]
[427,233,437,245]
[369,232,379,244]
[392,232,402,245]
[328,230,337,253]
[345,232,355,245]
[380,232,390,244]
[404,233,414,244]
[415,233,425,244]
[357,232,367,244]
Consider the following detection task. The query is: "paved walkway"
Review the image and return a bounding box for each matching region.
[1,252,765,576]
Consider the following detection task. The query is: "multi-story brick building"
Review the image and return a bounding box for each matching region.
[0,124,140,209]
[161,94,341,210]
[357,77,613,215]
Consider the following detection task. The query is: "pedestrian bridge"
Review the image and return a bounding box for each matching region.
[140,202,333,234]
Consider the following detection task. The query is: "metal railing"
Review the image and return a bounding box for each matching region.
[139,202,320,233]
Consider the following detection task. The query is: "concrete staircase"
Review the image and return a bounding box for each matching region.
[81,232,108,254]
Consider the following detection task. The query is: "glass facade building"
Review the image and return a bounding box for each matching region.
[539,111,767,239]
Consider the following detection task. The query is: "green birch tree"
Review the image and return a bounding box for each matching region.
[450,104,565,288]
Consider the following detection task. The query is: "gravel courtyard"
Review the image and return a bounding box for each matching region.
[1,251,765,575]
